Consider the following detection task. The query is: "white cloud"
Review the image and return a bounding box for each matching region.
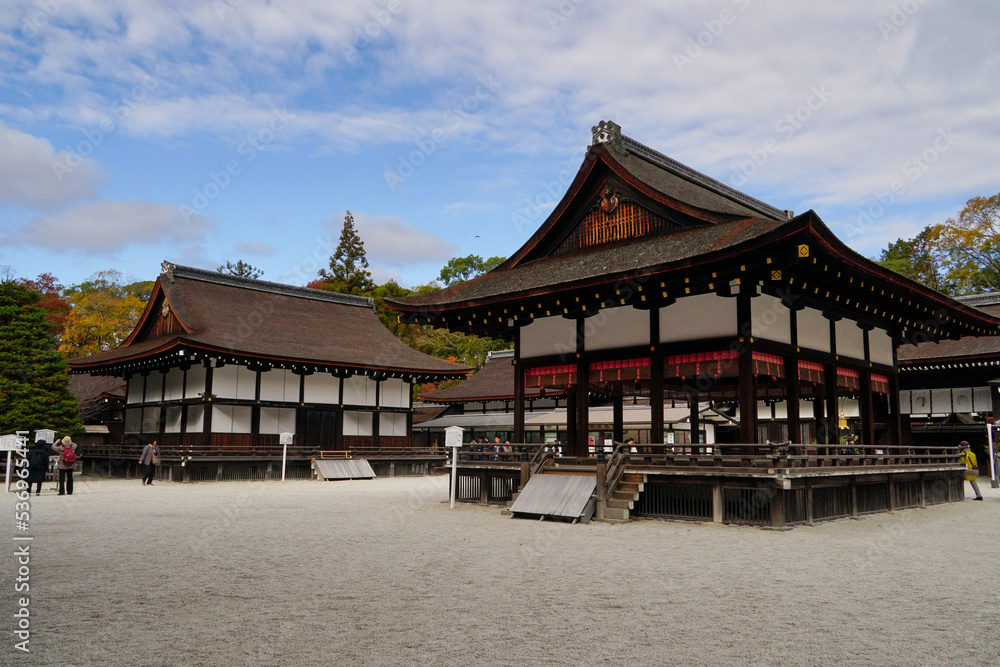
[0,123,102,208]
[234,240,278,256]
[349,211,457,265]
[8,200,212,252]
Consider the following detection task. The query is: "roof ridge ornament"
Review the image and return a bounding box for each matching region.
[161,261,176,284]
[592,120,622,148]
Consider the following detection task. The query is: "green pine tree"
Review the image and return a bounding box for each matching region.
[0,281,82,436]
[318,211,374,294]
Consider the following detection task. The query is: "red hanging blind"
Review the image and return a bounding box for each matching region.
[525,364,577,389]
[751,352,785,379]
[798,360,825,384]
[837,367,860,391]
[589,358,650,383]
[664,350,738,380]
[871,373,890,395]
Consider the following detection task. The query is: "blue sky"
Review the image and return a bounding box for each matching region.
[2,1,999,290]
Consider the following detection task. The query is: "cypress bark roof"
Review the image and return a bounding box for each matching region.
[69,263,472,379]
[387,121,1000,344]
[419,349,566,403]
[898,298,1000,363]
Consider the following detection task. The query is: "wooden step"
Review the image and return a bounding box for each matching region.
[622,473,645,483]
[616,482,642,494]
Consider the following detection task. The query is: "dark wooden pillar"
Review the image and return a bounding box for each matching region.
[566,388,578,453]
[824,362,838,447]
[785,356,800,443]
[689,389,701,447]
[649,307,664,444]
[859,370,875,447]
[202,364,214,445]
[513,329,525,443]
[737,292,757,443]
[612,388,624,443]
[812,383,826,446]
[573,318,589,458]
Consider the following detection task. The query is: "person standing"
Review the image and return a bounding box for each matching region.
[51,436,78,496]
[958,441,984,501]
[26,439,50,496]
[139,440,159,486]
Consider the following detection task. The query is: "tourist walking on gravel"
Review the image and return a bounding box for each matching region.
[26,439,50,496]
[958,441,983,501]
[140,440,159,486]
[51,436,78,496]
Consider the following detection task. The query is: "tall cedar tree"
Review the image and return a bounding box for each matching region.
[0,281,82,435]
[318,211,374,295]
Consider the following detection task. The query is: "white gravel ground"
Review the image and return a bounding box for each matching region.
[1,474,997,666]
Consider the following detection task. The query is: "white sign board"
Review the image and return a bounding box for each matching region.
[0,434,26,452]
[444,426,464,448]
[35,428,56,444]
[279,432,294,445]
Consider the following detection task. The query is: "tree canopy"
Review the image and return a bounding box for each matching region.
[218,260,263,279]
[60,270,153,357]
[317,211,374,294]
[438,254,505,286]
[0,281,81,435]
[877,192,1000,296]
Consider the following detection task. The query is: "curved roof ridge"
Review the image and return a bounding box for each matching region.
[591,120,790,222]
[161,261,374,309]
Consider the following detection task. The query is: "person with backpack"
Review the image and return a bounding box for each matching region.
[139,440,159,486]
[51,436,78,496]
[26,438,51,496]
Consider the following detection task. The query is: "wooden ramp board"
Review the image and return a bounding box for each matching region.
[315,459,376,480]
[509,474,596,522]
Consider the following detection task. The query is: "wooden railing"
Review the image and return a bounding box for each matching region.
[448,442,965,473]
[621,443,962,470]
[604,442,631,499]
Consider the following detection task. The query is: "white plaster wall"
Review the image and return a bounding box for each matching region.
[798,307,830,353]
[868,328,894,366]
[184,365,206,399]
[661,293,736,343]
[751,294,791,344]
[520,315,577,359]
[585,306,649,351]
[836,320,865,360]
[163,368,184,401]
[304,373,340,404]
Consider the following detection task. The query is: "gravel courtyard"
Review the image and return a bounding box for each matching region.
[1,474,997,666]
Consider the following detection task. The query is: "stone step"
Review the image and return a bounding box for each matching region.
[603,507,630,521]
[606,498,633,510]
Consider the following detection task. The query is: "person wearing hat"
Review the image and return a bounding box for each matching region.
[26,439,51,496]
[958,441,983,501]
[51,435,78,496]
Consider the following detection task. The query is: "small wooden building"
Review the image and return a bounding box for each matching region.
[68,263,470,481]
[387,121,1000,526]
[898,291,1000,477]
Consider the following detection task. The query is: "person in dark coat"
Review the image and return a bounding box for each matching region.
[26,439,50,495]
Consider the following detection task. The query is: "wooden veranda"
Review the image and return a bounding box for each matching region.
[448,442,969,528]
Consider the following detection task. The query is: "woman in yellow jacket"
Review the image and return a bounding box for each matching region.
[959,441,984,500]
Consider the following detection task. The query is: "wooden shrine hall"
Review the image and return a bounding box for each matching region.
[386,120,1000,527]
[68,263,470,481]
